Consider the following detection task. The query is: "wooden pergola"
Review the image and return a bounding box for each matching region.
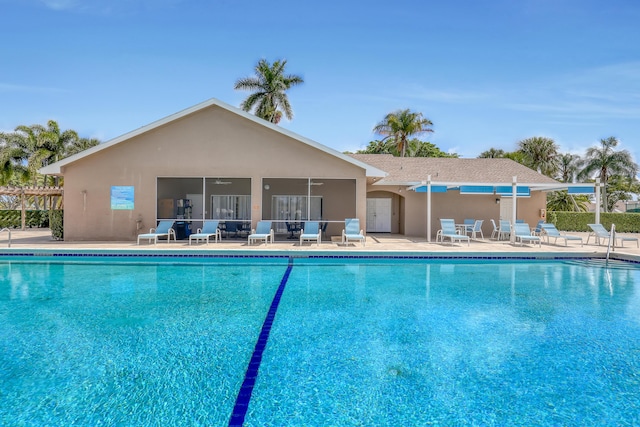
[0,186,63,230]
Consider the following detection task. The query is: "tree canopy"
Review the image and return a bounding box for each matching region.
[372,109,434,157]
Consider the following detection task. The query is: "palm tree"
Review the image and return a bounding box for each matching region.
[517,136,559,177]
[234,59,304,123]
[546,191,589,212]
[64,137,100,157]
[556,153,582,183]
[478,148,506,158]
[372,109,434,157]
[578,136,638,212]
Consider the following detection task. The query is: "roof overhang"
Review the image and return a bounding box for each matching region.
[407,181,596,194]
[39,97,387,178]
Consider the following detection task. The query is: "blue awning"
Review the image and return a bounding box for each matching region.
[568,186,595,194]
[459,185,494,194]
[414,185,448,193]
[496,186,530,197]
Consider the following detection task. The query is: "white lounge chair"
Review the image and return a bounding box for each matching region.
[137,220,176,245]
[342,218,365,246]
[248,221,273,245]
[513,223,541,247]
[299,221,321,246]
[189,220,221,245]
[540,224,583,246]
[490,219,499,239]
[587,223,639,247]
[437,219,470,246]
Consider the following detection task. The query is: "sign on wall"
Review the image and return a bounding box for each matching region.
[111,186,134,210]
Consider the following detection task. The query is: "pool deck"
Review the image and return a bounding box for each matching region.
[2,228,640,260]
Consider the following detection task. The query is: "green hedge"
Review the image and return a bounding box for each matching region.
[0,210,50,228]
[49,210,63,240]
[548,211,640,233]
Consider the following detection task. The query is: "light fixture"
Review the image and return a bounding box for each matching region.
[264,184,270,190]
[496,198,500,204]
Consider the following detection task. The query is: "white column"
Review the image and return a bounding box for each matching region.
[426,177,431,242]
[595,178,601,224]
[510,176,517,243]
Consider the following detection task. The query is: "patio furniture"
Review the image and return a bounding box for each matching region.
[587,223,639,247]
[490,219,499,239]
[299,221,321,246]
[466,219,484,240]
[437,219,470,246]
[498,220,511,240]
[540,224,582,246]
[532,220,545,236]
[513,223,541,247]
[342,218,365,246]
[188,220,221,245]
[248,221,274,245]
[137,220,176,245]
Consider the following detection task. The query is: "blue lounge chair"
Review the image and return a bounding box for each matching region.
[342,218,365,246]
[189,220,221,245]
[513,223,541,247]
[587,223,639,247]
[540,224,583,246]
[466,219,484,240]
[137,220,176,245]
[248,221,273,245]
[437,219,470,246]
[299,221,321,246]
[532,220,545,236]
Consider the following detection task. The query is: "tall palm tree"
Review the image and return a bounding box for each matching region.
[234,59,304,123]
[578,137,638,212]
[517,136,559,177]
[372,109,434,157]
[556,153,582,183]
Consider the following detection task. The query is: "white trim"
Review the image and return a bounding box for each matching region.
[39,97,387,178]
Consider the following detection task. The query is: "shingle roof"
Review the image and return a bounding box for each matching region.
[350,154,560,185]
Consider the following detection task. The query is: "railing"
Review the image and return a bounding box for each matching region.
[0,227,11,248]
[606,223,615,262]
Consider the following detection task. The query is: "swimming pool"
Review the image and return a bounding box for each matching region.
[1,254,639,426]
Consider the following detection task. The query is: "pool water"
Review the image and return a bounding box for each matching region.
[1,257,639,426]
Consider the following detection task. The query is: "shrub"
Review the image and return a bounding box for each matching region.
[548,211,640,233]
[49,210,64,240]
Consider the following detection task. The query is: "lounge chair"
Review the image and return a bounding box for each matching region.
[587,223,639,247]
[342,218,365,246]
[137,220,176,245]
[437,219,470,246]
[299,221,321,246]
[248,221,274,245]
[540,223,582,246]
[466,219,484,240]
[513,223,541,247]
[188,220,221,245]
[498,220,511,240]
[462,218,475,234]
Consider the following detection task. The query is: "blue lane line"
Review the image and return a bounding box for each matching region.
[228,258,294,427]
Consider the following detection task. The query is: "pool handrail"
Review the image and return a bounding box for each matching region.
[0,228,11,248]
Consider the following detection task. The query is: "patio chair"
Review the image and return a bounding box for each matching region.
[532,220,545,236]
[490,219,499,240]
[587,223,639,247]
[188,220,221,245]
[342,218,365,246]
[498,220,511,240]
[299,221,321,246]
[540,223,582,246]
[462,218,475,234]
[437,219,470,246]
[466,219,484,240]
[137,220,175,245]
[513,223,541,247]
[248,221,274,245]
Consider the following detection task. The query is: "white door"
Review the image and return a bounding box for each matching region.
[499,197,513,220]
[366,198,392,232]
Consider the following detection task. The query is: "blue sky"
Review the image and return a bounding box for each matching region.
[2,0,639,166]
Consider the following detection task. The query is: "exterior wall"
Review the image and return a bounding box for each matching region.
[61,106,367,241]
[367,186,547,239]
